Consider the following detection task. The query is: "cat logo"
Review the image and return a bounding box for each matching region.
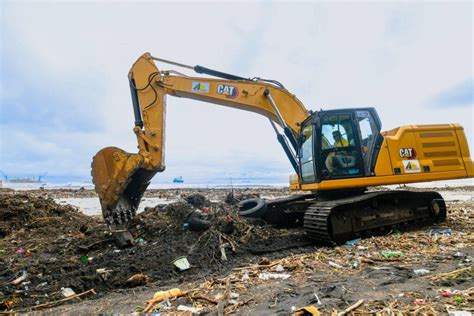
[402,159,421,173]
[217,84,238,98]
[399,148,416,159]
[192,82,209,93]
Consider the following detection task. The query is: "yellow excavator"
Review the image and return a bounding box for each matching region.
[91,53,473,244]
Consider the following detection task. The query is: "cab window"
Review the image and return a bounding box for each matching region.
[356,110,378,173]
[320,114,361,178]
[321,114,356,149]
[300,123,315,182]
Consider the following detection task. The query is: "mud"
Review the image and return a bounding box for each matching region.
[0,190,307,312]
[0,187,472,314]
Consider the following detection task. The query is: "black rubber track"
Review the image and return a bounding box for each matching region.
[304,190,446,244]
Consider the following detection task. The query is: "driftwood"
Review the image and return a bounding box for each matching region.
[338,299,364,316]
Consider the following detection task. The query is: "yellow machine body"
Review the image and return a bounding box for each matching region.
[291,123,473,191]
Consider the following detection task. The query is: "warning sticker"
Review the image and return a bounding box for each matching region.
[402,160,421,173]
[192,82,209,93]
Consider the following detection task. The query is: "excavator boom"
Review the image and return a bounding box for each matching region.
[92,53,309,227]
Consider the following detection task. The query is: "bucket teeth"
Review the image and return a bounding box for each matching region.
[91,147,148,228]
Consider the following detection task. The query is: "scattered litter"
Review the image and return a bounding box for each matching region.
[135,238,146,246]
[258,272,291,280]
[126,273,150,287]
[314,293,322,305]
[35,282,48,289]
[414,269,430,276]
[328,261,343,269]
[11,271,28,285]
[343,238,361,248]
[61,287,76,298]
[15,247,24,255]
[380,250,404,258]
[351,259,360,269]
[144,288,185,313]
[96,268,113,281]
[293,305,321,315]
[415,299,426,306]
[275,264,285,272]
[159,300,172,310]
[0,188,472,314]
[430,229,452,236]
[448,311,472,316]
[152,288,183,301]
[177,305,201,313]
[172,256,191,271]
[454,296,463,303]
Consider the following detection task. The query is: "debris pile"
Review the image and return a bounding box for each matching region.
[133,198,473,315]
[0,191,94,238]
[0,191,305,312]
[0,189,472,314]
[130,197,296,265]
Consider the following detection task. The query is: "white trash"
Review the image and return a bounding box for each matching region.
[258,272,291,280]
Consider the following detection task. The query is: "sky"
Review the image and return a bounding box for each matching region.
[0,1,472,184]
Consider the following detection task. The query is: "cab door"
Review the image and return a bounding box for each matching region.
[299,121,317,183]
[355,110,381,176]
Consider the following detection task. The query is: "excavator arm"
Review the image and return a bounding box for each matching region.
[92,53,309,227]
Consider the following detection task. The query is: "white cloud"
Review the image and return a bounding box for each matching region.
[1,1,472,183]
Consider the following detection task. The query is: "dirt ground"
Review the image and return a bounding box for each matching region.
[0,187,472,315]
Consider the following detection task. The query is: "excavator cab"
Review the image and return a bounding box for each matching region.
[299,108,382,184]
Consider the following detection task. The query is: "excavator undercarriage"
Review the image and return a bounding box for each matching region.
[304,190,446,244]
[258,190,446,244]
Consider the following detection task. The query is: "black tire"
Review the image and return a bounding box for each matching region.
[430,197,447,223]
[238,198,267,218]
[188,213,211,231]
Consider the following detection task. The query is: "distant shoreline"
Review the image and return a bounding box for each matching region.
[1,178,472,191]
[0,181,291,191]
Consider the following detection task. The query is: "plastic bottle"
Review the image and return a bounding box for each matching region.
[152,288,182,301]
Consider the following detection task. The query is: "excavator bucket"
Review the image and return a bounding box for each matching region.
[91,147,156,228]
